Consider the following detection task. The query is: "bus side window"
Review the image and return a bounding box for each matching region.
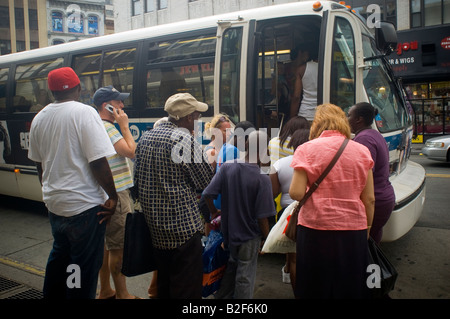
[102,48,136,109]
[0,68,9,113]
[14,58,63,113]
[146,33,216,109]
[73,52,102,106]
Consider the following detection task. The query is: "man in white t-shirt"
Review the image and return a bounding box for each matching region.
[28,67,118,299]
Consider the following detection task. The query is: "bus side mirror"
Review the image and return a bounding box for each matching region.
[375,21,397,55]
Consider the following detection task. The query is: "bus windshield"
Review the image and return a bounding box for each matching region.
[362,34,408,133]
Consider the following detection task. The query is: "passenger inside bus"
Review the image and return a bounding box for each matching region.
[13,95,32,112]
[30,89,52,112]
[159,67,187,106]
[289,43,318,122]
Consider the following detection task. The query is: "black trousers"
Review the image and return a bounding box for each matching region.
[154,232,203,299]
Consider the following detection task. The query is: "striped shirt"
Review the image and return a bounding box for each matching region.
[103,121,133,192]
[268,136,294,164]
[134,121,214,249]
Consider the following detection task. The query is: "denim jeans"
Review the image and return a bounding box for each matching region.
[43,206,106,299]
[215,236,261,299]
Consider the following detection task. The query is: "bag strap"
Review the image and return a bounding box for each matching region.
[298,138,349,205]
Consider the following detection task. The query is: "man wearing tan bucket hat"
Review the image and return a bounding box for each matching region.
[134,93,214,298]
[164,92,208,132]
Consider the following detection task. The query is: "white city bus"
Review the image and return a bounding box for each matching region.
[0,1,425,242]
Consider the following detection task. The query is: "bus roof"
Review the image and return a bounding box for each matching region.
[0,1,345,65]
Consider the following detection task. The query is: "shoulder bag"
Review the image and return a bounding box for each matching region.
[121,211,158,277]
[285,138,349,241]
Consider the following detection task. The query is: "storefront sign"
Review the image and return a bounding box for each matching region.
[388,26,450,79]
[441,37,450,50]
[396,41,418,55]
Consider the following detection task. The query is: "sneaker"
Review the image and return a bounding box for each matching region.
[282,265,291,284]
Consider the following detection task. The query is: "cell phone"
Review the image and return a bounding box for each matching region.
[105,104,115,114]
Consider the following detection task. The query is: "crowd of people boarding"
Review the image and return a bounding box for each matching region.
[27,66,394,300]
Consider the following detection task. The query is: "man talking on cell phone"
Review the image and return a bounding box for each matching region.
[93,85,140,299]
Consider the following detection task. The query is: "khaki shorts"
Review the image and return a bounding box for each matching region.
[105,189,133,250]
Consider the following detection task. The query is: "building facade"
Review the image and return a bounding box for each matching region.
[0,0,47,55]
[0,0,109,55]
[47,0,106,45]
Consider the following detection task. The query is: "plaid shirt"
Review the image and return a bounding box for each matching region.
[134,121,214,249]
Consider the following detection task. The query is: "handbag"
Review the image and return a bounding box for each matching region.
[121,211,157,277]
[261,200,297,254]
[367,237,398,298]
[285,138,349,241]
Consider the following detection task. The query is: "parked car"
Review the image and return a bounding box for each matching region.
[421,135,450,162]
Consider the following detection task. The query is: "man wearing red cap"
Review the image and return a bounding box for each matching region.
[28,67,118,299]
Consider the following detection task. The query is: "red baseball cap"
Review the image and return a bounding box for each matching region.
[48,67,80,92]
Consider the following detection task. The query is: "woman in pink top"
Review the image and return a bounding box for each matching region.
[289,104,375,299]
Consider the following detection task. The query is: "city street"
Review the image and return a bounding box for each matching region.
[0,151,449,301]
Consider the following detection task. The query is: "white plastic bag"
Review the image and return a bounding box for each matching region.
[261,201,297,254]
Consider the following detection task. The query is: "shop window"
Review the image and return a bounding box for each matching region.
[405,81,450,135]
[52,11,63,32]
[88,15,99,35]
[423,99,443,133]
[430,81,450,98]
[406,83,429,99]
